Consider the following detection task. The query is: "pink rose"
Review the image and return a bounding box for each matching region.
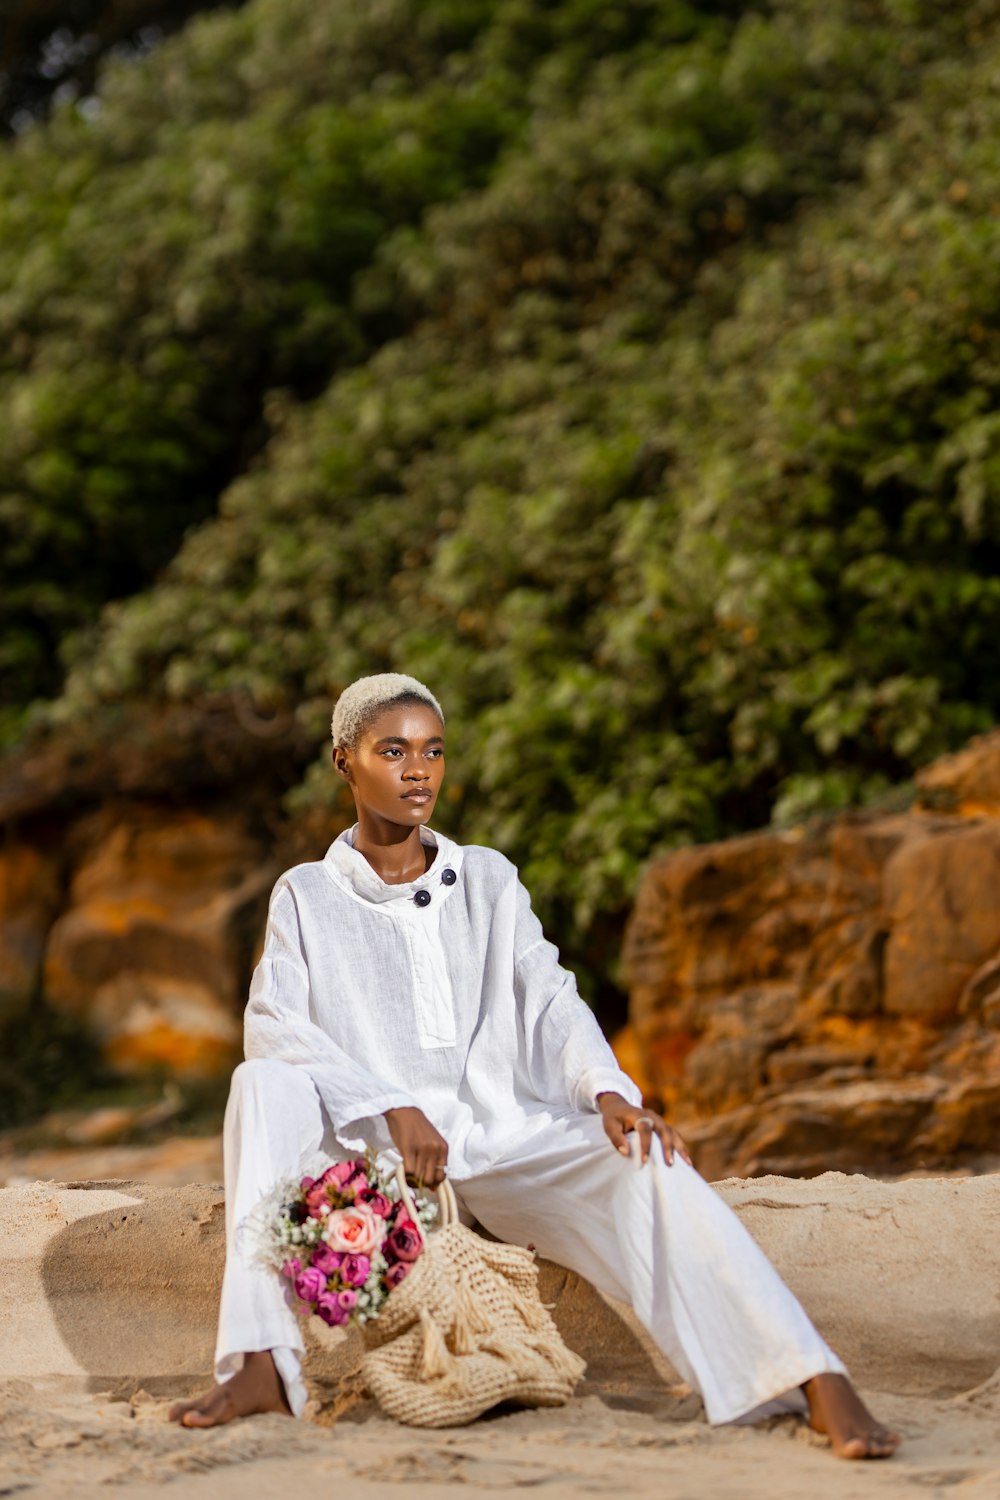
[321,1161,358,1189]
[311,1243,343,1276]
[305,1183,332,1219]
[281,1257,301,1280]
[294,1266,327,1305]
[299,1175,316,1193]
[316,1291,348,1327]
[356,1188,392,1219]
[337,1289,358,1313]
[385,1261,410,1290]
[340,1253,370,1288]
[324,1203,385,1256]
[385,1218,423,1264]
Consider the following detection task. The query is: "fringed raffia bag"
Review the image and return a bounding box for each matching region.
[360,1169,586,1427]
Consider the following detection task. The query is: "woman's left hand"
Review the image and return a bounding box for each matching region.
[596,1092,694,1167]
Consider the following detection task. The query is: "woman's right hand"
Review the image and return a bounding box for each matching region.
[383,1106,449,1186]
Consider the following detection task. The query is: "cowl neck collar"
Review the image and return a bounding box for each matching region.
[323,824,463,908]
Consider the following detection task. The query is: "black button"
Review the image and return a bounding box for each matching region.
[413,889,432,907]
[441,868,456,885]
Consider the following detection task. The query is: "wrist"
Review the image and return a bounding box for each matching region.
[596,1090,627,1113]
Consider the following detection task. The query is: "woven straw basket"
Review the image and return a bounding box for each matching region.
[360,1170,586,1427]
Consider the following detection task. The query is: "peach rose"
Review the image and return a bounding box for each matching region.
[323,1203,385,1256]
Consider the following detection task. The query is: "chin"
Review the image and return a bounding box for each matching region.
[393,802,436,822]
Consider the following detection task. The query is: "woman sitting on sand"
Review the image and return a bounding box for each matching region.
[171,673,898,1459]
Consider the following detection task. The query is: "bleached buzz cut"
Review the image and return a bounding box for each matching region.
[330,673,445,750]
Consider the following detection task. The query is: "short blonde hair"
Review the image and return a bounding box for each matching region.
[330,673,445,750]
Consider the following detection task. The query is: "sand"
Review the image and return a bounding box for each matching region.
[1,1165,999,1499]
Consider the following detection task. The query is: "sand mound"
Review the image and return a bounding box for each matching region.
[1,1171,997,1404]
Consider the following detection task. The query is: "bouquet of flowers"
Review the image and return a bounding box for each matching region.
[248,1156,438,1329]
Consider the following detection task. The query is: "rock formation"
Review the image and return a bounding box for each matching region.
[0,703,329,1076]
[622,729,1000,1177]
[42,808,275,1074]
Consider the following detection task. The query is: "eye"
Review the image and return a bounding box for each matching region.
[380,747,403,758]
[426,748,444,759]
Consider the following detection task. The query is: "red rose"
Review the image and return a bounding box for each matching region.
[385,1218,423,1264]
[355,1188,392,1219]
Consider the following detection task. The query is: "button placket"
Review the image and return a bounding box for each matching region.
[400,901,456,1050]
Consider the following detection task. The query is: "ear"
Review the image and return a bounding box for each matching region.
[332,745,353,783]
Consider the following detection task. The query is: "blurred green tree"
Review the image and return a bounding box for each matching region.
[0,1,245,133]
[4,0,1000,1012]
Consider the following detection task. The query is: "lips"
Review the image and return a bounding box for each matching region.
[402,789,432,801]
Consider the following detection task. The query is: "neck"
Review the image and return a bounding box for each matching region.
[351,811,433,884]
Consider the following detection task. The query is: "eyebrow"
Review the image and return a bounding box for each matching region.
[374,735,445,747]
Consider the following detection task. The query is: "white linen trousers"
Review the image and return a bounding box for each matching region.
[216,825,846,1420]
[217,1059,846,1423]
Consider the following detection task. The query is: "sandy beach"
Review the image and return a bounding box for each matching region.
[2,1166,998,1499]
[3,1373,999,1500]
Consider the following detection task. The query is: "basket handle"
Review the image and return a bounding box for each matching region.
[394,1163,458,1232]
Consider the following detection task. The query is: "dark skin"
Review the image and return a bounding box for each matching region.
[172,698,899,1455]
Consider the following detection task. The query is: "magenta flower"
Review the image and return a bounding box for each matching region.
[337,1289,358,1313]
[316,1291,348,1327]
[311,1243,343,1276]
[299,1175,316,1193]
[385,1261,410,1290]
[281,1257,301,1280]
[385,1218,423,1264]
[340,1253,371,1288]
[293,1266,327,1304]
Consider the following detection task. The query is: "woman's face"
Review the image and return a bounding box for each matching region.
[335,701,445,828]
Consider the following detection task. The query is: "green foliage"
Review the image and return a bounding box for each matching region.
[0,995,114,1128]
[0,3,245,134]
[0,0,522,717]
[7,0,1000,1002]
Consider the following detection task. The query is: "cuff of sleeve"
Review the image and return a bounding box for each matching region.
[328,1092,420,1155]
[578,1069,643,1113]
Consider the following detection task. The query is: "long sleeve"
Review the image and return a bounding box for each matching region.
[244,881,419,1151]
[512,877,642,1114]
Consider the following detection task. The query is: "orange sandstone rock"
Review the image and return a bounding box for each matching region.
[0,840,62,1023]
[43,806,275,1076]
[624,734,1000,1177]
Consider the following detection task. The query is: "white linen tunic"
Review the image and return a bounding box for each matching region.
[243,825,641,1176]
[219,824,847,1421]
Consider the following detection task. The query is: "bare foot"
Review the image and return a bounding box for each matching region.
[169,1350,292,1428]
[803,1373,900,1459]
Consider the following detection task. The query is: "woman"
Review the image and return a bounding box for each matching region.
[171,672,898,1459]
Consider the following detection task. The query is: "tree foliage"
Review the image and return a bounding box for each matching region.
[5,0,1000,1003]
[0,0,521,719]
[0,2,244,134]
